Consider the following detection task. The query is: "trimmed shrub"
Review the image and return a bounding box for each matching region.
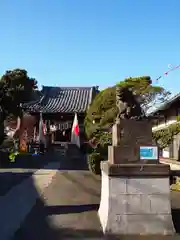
[98,132,112,156]
[80,142,94,155]
[87,131,112,160]
[84,86,117,139]
[87,151,103,175]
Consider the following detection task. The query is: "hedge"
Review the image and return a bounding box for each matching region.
[152,121,180,149]
[87,152,103,175]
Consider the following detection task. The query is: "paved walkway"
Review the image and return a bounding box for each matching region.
[12,153,180,239]
[12,168,180,240]
[1,151,180,239]
[0,162,61,240]
[13,171,103,239]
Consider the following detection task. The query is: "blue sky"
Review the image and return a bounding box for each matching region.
[0,0,180,94]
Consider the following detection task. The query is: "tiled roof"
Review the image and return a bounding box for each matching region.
[148,93,180,116]
[23,86,94,113]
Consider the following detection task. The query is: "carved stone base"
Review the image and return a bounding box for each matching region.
[111,120,157,164]
[98,161,175,236]
[108,145,159,164]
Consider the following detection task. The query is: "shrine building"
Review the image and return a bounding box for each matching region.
[22,86,98,144]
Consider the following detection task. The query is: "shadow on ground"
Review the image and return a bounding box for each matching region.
[58,154,89,171]
[0,148,89,198]
[45,203,99,215]
[1,148,179,239]
[11,171,180,240]
[13,198,103,239]
[0,171,44,239]
[0,151,64,196]
[172,208,180,233]
[1,149,89,171]
[0,151,63,170]
[0,153,49,169]
[0,172,178,239]
[13,197,180,239]
[0,171,34,196]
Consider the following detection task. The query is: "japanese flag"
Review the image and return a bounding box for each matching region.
[71,113,80,148]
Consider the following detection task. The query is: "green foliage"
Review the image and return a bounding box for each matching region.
[117,76,171,112]
[85,76,170,142]
[0,69,37,116]
[93,131,112,158]
[176,116,180,122]
[84,86,117,139]
[98,132,112,147]
[0,68,38,146]
[152,122,180,149]
[94,130,112,149]
[80,142,94,154]
[87,152,103,175]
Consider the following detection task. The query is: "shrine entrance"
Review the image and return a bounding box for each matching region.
[54,128,71,142]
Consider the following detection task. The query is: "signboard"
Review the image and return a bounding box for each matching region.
[140,146,158,160]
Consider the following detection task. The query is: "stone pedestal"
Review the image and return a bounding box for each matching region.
[98,161,175,236]
[110,119,157,164]
[98,119,175,236]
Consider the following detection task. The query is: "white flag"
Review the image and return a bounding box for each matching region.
[39,112,45,144]
[71,113,80,148]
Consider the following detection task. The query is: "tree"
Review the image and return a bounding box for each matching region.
[84,76,171,141]
[84,86,117,139]
[117,76,170,112]
[0,69,37,116]
[0,69,38,145]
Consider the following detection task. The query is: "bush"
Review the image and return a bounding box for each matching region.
[84,86,117,139]
[152,122,180,149]
[87,152,103,175]
[90,131,112,159]
[80,142,94,154]
[84,87,115,165]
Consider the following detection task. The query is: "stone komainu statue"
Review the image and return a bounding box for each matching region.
[116,86,145,121]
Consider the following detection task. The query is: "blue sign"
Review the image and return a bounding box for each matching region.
[140,146,158,160]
